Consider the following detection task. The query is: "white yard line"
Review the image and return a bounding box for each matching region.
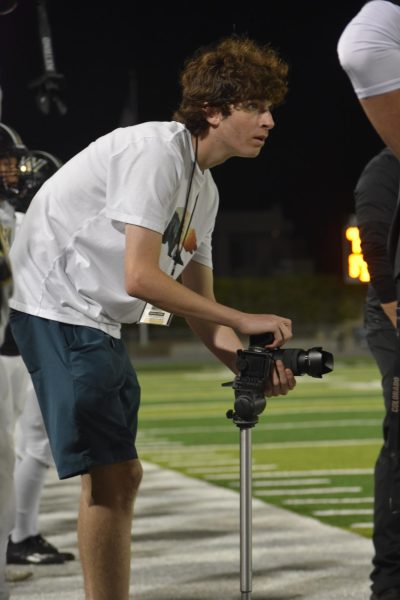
[141,419,381,435]
[255,486,362,496]
[351,522,373,529]
[188,467,373,477]
[213,476,332,485]
[140,438,381,452]
[313,509,373,516]
[284,497,373,505]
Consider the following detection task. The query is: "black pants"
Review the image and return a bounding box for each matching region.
[365,302,400,594]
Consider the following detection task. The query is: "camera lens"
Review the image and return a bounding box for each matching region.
[273,347,334,378]
[248,333,334,378]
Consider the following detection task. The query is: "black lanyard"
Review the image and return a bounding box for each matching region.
[171,136,199,277]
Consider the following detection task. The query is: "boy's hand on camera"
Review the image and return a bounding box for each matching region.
[265,359,296,397]
[238,314,292,348]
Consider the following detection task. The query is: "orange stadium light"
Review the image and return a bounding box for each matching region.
[344,222,370,284]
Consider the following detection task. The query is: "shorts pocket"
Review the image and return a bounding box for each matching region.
[59,323,79,350]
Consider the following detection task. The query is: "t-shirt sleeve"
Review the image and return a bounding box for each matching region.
[104,138,181,233]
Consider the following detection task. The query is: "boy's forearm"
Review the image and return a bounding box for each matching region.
[185,317,243,373]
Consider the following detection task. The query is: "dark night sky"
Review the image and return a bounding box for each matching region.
[0,1,385,275]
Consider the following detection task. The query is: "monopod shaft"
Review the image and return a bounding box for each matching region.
[240,427,252,599]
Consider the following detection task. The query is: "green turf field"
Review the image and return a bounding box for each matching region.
[136,354,383,539]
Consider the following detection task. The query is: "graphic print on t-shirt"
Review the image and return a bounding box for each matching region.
[162,207,197,265]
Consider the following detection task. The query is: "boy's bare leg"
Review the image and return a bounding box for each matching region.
[77,459,143,600]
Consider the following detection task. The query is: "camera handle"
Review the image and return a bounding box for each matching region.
[225,395,267,599]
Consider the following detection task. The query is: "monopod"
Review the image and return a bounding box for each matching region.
[224,333,333,598]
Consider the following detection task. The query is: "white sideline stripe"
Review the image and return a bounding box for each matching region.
[351,522,373,528]
[187,464,276,473]
[284,497,374,505]
[170,461,242,470]
[242,438,382,450]
[256,486,362,496]
[197,470,315,479]
[335,381,382,390]
[140,440,184,447]
[223,477,331,486]
[266,406,383,416]
[181,369,232,380]
[253,468,373,477]
[140,438,381,452]
[313,509,373,516]
[140,405,385,420]
[253,478,331,487]
[195,464,374,479]
[142,419,381,435]
[180,368,381,389]
[180,460,239,474]
[263,406,383,415]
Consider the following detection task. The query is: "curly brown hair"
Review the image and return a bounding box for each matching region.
[173,35,289,136]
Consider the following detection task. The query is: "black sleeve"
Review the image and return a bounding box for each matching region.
[359,222,396,303]
[355,148,400,303]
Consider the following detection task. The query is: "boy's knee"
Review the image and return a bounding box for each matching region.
[85,459,143,510]
[126,459,143,494]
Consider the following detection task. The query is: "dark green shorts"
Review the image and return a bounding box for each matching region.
[10,311,140,479]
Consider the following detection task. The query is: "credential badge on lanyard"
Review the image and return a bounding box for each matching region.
[138,303,173,326]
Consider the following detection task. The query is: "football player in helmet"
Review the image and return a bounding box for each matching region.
[0,131,75,572]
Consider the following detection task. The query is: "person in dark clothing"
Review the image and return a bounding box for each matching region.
[355,146,400,600]
[339,7,400,595]
[338,1,400,160]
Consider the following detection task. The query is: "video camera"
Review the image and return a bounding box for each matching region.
[225,332,334,426]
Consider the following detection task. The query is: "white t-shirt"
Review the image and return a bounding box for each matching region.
[9,122,219,338]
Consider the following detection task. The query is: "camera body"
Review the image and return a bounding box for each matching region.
[226,333,334,427]
[229,347,271,425]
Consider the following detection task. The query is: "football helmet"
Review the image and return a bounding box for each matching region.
[6,148,62,213]
[17,149,62,212]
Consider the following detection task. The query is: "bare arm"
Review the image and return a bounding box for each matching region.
[180,259,244,372]
[360,91,400,161]
[125,224,292,347]
[125,225,296,396]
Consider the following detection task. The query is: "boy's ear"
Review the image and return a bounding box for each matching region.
[203,105,223,127]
